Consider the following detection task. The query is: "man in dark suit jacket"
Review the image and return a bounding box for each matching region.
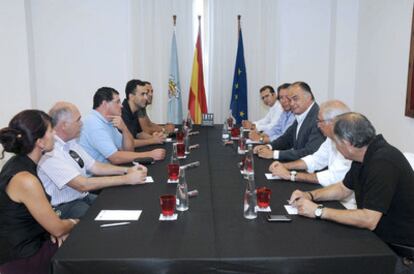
[254,81,325,162]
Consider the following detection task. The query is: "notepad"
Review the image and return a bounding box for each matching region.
[144,176,154,183]
[265,173,281,180]
[95,210,142,221]
[246,139,261,144]
[284,205,298,215]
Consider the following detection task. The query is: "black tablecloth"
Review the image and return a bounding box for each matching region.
[52,125,397,274]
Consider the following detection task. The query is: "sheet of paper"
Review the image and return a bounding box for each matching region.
[246,139,261,144]
[265,173,281,180]
[95,210,142,221]
[284,205,298,215]
[145,176,154,183]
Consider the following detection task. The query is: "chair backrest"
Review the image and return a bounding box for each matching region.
[403,152,414,170]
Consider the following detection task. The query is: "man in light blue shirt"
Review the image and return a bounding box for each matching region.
[249,86,295,143]
[80,87,165,164]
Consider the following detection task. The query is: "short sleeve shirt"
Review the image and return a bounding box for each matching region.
[37,136,95,206]
[121,99,142,138]
[343,134,414,246]
[79,110,122,163]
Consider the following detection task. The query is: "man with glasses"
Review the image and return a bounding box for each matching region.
[242,84,285,132]
[289,113,414,273]
[268,100,355,208]
[38,102,149,218]
[254,81,325,161]
[79,87,165,164]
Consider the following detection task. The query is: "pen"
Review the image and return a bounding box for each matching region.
[287,197,301,204]
[100,222,131,228]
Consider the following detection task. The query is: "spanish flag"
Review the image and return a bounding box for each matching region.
[188,16,208,124]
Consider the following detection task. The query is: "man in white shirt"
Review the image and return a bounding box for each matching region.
[38,102,148,219]
[268,100,355,208]
[242,84,287,132]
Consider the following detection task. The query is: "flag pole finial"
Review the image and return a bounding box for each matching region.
[198,15,201,21]
[173,15,177,26]
[237,15,241,32]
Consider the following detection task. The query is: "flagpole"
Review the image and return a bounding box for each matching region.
[173,15,176,27]
[238,15,241,33]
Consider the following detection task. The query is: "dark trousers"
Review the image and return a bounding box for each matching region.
[0,240,58,274]
[395,256,414,274]
[54,193,97,219]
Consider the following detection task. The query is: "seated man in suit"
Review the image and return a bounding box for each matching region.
[254,81,325,161]
[38,102,148,218]
[242,84,286,132]
[79,87,165,164]
[289,112,414,273]
[121,79,166,147]
[248,85,295,144]
[138,81,175,135]
[269,100,355,208]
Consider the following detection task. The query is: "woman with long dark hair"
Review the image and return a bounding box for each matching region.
[0,110,78,274]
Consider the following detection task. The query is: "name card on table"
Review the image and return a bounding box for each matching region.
[201,113,214,126]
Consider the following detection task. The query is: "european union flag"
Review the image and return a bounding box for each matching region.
[230,28,248,125]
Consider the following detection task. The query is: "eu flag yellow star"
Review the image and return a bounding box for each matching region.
[235,83,239,89]
[238,68,242,75]
[234,94,238,100]
[240,111,245,117]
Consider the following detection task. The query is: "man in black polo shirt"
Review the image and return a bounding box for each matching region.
[122,79,165,147]
[289,112,414,273]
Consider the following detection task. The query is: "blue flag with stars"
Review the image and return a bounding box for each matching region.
[230,28,248,125]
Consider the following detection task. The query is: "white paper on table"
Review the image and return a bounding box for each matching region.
[265,173,281,180]
[145,176,154,183]
[255,206,271,212]
[159,213,178,221]
[165,138,173,142]
[246,139,261,144]
[284,205,298,215]
[95,210,142,221]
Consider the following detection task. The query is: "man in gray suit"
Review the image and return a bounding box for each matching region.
[254,81,325,162]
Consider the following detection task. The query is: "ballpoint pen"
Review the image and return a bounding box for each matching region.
[100,222,131,228]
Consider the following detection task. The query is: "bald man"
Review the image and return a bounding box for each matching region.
[268,100,354,208]
[38,102,148,219]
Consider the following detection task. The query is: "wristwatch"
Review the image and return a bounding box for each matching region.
[314,204,324,219]
[290,170,297,182]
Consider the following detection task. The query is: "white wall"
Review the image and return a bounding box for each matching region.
[355,0,414,152]
[29,0,131,117]
[0,0,32,127]
[0,0,33,166]
[1,0,414,158]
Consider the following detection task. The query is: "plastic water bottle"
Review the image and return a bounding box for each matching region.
[222,122,230,142]
[243,144,254,175]
[176,167,189,211]
[243,173,257,219]
[184,127,190,154]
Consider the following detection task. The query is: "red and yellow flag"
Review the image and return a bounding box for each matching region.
[188,17,208,124]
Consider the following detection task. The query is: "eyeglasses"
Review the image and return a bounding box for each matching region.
[316,118,332,124]
[69,150,84,168]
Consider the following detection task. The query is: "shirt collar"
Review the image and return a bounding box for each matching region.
[363,134,386,163]
[91,109,111,125]
[295,102,315,124]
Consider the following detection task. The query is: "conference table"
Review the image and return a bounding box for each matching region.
[52,125,397,274]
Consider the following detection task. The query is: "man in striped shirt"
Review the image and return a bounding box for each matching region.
[38,102,148,219]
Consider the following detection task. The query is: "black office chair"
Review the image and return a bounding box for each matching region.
[389,243,414,266]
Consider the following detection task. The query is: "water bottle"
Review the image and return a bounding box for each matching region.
[176,167,189,211]
[243,173,257,219]
[186,113,193,131]
[184,127,190,155]
[243,144,254,175]
[222,122,230,142]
